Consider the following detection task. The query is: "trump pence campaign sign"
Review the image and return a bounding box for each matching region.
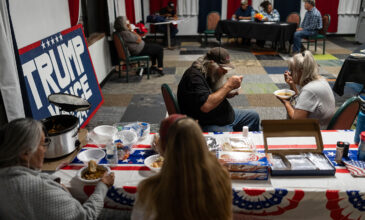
[18,24,103,128]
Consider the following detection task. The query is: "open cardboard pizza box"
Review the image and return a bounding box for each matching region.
[262,119,335,176]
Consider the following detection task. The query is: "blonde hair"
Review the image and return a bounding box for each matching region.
[136,118,232,220]
[288,50,320,87]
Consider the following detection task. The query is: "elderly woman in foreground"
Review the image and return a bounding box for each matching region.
[0,118,115,219]
[277,50,335,129]
[131,115,232,220]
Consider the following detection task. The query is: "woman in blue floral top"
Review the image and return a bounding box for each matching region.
[256,1,280,48]
[260,1,280,22]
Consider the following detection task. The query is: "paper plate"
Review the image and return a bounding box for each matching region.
[280,23,289,26]
[350,53,365,58]
[239,19,250,22]
[264,22,275,24]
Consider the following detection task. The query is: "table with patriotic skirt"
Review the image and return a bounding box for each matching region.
[53,130,365,220]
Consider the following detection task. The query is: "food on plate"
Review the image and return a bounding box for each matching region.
[82,163,107,180]
[88,160,97,173]
[151,156,164,168]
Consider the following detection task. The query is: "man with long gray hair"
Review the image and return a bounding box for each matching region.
[177,47,260,132]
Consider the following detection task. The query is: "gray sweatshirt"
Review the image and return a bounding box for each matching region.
[120,30,145,55]
[0,166,108,220]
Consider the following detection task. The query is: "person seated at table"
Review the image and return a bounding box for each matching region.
[256,1,280,48]
[232,0,253,20]
[292,0,322,54]
[232,0,254,45]
[260,1,280,22]
[131,116,232,220]
[159,1,178,46]
[277,51,335,129]
[0,118,115,219]
[177,47,260,132]
[114,16,165,76]
[159,1,178,20]
[156,114,186,156]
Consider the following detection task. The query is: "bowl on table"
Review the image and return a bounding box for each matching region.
[273,89,295,100]
[92,125,118,144]
[144,154,164,172]
[77,149,106,166]
[77,164,110,184]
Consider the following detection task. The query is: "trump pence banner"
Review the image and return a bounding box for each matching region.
[18,24,103,128]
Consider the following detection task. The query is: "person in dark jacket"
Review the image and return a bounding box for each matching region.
[177,47,260,132]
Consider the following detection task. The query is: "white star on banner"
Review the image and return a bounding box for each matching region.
[327,152,335,157]
[123,159,129,163]
[41,41,45,49]
[51,37,54,45]
[59,34,63,41]
[46,40,50,47]
[139,151,145,156]
[137,158,144,163]
[55,36,59,42]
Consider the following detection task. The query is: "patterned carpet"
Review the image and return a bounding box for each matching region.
[86,36,361,132]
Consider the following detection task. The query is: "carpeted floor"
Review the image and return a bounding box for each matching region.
[86,36,361,132]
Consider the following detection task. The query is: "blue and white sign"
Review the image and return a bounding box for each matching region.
[18,24,103,128]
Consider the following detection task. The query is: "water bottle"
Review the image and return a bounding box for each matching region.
[106,144,118,165]
[358,132,365,161]
[242,126,256,152]
[251,10,255,21]
[354,106,365,144]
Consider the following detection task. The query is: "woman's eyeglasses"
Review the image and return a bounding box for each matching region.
[42,137,51,147]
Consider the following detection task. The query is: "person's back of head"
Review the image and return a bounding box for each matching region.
[137,117,232,220]
[0,118,43,168]
[289,50,320,87]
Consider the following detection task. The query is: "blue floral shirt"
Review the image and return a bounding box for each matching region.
[301,7,323,31]
[260,9,280,22]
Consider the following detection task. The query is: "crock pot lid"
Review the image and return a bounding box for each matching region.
[48,93,91,112]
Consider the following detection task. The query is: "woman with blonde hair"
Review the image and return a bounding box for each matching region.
[277,50,335,129]
[131,115,232,220]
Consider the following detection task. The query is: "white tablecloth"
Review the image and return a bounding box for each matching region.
[53,130,365,220]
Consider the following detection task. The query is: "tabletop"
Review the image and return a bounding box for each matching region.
[215,20,297,45]
[333,44,365,96]
[53,130,365,220]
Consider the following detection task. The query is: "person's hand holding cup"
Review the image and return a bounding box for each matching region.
[226,75,243,98]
